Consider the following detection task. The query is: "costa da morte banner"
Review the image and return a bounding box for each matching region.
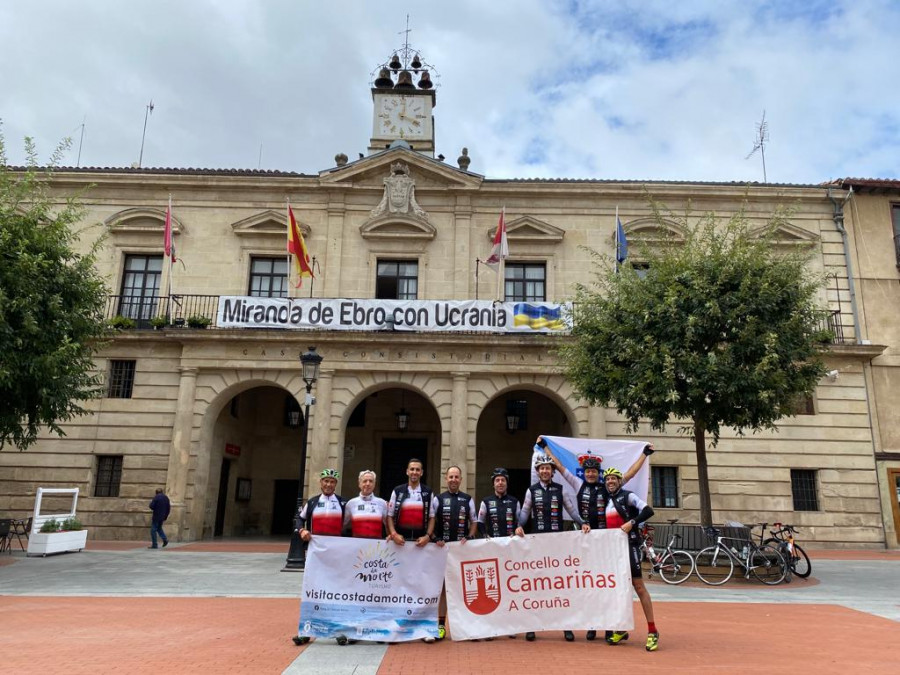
[217,297,571,333]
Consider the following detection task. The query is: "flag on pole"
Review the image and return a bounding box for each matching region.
[164,199,176,262]
[615,214,628,265]
[287,205,314,287]
[483,208,508,270]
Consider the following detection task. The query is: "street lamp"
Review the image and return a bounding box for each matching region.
[283,345,323,571]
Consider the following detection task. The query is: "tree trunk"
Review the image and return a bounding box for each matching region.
[694,421,713,528]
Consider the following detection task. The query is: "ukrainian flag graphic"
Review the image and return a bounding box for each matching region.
[513,303,567,331]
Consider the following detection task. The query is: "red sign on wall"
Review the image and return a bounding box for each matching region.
[224,443,241,457]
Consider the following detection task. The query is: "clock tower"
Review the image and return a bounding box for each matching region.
[368,47,437,156]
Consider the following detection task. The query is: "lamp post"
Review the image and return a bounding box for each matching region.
[283,346,323,571]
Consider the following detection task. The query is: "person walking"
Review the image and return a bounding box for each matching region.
[148,488,170,549]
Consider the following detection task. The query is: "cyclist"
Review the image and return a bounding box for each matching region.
[540,438,654,641]
[432,465,478,640]
[293,468,349,646]
[343,469,388,539]
[515,453,585,642]
[477,467,521,641]
[603,466,659,652]
[386,457,439,643]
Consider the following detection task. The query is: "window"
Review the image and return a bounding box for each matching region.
[787,394,815,416]
[107,360,136,398]
[118,254,163,323]
[892,204,900,266]
[249,257,288,298]
[94,455,123,497]
[631,262,650,279]
[651,466,679,508]
[791,469,819,511]
[376,260,418,299]
[504,263,545,302]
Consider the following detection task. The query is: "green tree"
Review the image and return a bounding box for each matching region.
[0,131,108,450]
[558,205,831,527]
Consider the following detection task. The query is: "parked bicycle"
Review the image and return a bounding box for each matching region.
[765,523,811,579]
[639,523,696,585]
[695,526,787,585]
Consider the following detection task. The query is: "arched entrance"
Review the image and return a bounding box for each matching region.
[342,386,442,500]
[205,385,304,537]
[475,390,573,503]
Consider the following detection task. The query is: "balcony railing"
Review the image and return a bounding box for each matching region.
[104,295,855,344]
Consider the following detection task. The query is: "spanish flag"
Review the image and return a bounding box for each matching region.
[287,205,314,287]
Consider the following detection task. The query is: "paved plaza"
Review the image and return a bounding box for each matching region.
[1,540,898,674]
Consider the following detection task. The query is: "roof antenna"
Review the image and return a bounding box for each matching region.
[746,110,769,182]
[138,100,154,168]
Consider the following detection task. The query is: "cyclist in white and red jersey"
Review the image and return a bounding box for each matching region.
[343,469,388,539]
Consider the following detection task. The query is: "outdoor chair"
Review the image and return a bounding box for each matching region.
[0,519,11,554]
[10,517,31,551]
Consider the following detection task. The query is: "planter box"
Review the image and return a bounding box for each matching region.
[27,529,88,556]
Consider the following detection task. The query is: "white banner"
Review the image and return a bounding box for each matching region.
[299,537,448,642]
[533,436,651,505]
[217,297,571,333]
[445,530,634,640]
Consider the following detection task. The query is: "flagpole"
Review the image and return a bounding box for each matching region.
[309,257,317,298]
[475,258,480,301]
[286,198,292,298]
[615,206,620,275]
[166,194,174,323]
[496,206,505,302]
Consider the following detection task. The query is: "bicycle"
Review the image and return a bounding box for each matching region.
[765,523,811,579]
[695,527,787,585]
[639,523,695,584]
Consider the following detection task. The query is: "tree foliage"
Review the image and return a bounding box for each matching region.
[0,130,108,450]
[557,203,831,525]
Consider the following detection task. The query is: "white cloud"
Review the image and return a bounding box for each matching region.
[1,0,897,181]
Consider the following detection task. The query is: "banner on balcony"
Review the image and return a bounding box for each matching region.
[217,297,572,333]
[445,530,634,640]
[299,537,448,642]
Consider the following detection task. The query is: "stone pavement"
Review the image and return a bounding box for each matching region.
[1,541,897,674]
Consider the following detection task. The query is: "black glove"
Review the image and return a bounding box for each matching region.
[536,438,547,448]
[643,444,655,456]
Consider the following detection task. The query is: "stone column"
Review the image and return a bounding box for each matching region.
[165,366,198,540]
[454,196,472,300]
[322,198,346,298]
[307,368,335,496]
[588,404,607,439]
[450,372,470,491]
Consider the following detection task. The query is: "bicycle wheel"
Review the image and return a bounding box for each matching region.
[657,550,695,585]
[749,544,786,585]
[791,544,812,578]
[694,546,734,585]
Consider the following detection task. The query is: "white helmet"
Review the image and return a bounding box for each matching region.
[533,454,554,468]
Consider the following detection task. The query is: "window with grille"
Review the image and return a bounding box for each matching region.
[118,254,162,323]
[892,204,900,266]
[94,455,123,497]
[651,466,679,508]
[504,263,546,302]
[107,360,136,398]
[791,469,819,511]
[249,257,288,297]
[376,260,418,299]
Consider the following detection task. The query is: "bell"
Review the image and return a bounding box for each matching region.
[374,68,394,88]
[389,53,402,69]
[417,70,433,89]
[411,53,422,69]
[395,70,415,89]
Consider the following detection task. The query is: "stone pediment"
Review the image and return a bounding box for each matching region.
[360,213,437,241]
[618,217,687,244]
[750,221,819,247]
[105,207,185,235]
[231,209,310,237]
[486,216,565,244]
[319,147,482,190]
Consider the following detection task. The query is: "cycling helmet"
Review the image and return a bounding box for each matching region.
[491,467,509,481]
[581,456,602,471]
[319,468,340,479]
[603,467,623,480]
[533,454,554,468]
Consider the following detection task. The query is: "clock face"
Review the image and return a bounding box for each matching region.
[377,96,427,139]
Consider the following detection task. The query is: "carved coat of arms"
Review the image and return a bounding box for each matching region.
[370,162,428,221]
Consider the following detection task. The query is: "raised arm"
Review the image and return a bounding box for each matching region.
[624,443,655,482]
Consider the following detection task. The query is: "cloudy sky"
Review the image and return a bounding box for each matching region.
[2,1,898,183]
